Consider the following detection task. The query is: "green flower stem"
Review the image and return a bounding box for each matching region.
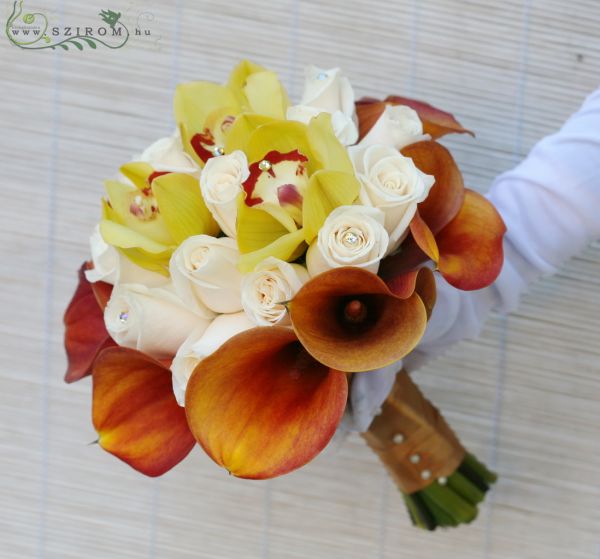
[403,452,497,530]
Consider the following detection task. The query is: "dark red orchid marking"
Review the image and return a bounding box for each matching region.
[190,128,217,163]
[221,115,236,133]
[147,171,170,185]
[243,150,309,207]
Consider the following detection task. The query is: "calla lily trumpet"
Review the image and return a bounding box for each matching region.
[288,267,428,372]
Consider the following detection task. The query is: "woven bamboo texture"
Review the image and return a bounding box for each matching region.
[1,1,599,557]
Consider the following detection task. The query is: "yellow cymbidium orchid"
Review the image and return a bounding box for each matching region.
[99,162,218,274]
[232,113,361,272]
[174,60,290,167]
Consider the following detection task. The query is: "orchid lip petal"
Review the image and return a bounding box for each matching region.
[277,184,303,209]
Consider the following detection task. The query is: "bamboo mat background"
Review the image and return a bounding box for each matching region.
[1,0,600,558]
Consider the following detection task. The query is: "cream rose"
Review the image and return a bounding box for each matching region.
[170,235,243,314]
[306,205,389,276]
[241,257,309,326]
[139,132,199,174]
[104,283,212,360]
[286,65,358,146]
[359,105,429,150]
[199,151,249,238]
[85,225,119,284]
[351,144,435,252]
[171,312,255,405]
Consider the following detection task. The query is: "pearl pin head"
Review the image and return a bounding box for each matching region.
[409,454,421,464]
[392,433,405,444]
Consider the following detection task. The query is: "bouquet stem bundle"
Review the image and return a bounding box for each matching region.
[362,372,496,530]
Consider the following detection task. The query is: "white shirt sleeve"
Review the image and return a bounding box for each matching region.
[348,86,600,431]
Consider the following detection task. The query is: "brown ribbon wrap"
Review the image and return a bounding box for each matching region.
[361,370,465,494]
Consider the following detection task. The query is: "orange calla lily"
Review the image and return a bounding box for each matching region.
[435,189,506,290]
[64,263,115,383]
[385,266,437,320]
[401,140,465,234]
[92,347,195,477]
[355,96,473,141]
[409,210,439,264]
[381,189,506,292]
[288,267,427,372]
[185,326,347,479]
[378,136,506,292]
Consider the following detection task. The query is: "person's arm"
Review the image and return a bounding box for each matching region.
[410,85,600,363]
[349,87,600,431]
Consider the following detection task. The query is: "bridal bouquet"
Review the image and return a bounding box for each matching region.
[64,60,505,530]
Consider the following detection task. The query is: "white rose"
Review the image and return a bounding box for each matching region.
[139,132,199,174]
[286,65,358,146]
[359,105,429,150]
[85,225,119,284]
[241,257,309,326]
[170,235,243,314]
[171,312,255,405]
[104,283,212,360]
[85,225,169,287]
[200,151,249,238]
[306,205,389,276]
[350,144,435,252]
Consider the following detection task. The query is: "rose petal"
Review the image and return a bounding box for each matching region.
[92,347,195,477]
[185,326,348,479]
[385,95,474,139]
[409,210,439,263]
[289,267,427,372]
[436,189,506,290]
[64,264,115,383]
[401,140,465,234]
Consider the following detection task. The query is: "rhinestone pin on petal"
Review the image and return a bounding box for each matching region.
[258,159,272,172]
[343,231,359,245]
